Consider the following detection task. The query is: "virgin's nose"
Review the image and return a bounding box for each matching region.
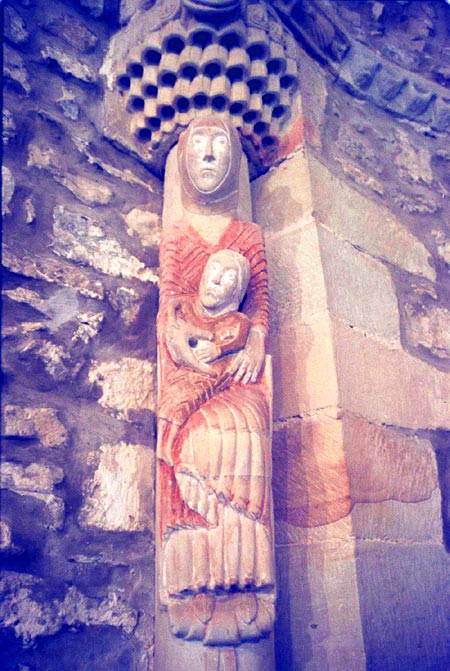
[203,135,214,162]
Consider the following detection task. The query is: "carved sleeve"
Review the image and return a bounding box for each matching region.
[158,230,181,329]
[158,228,201,335]
[214,312,250,356]
[240,224,269,335]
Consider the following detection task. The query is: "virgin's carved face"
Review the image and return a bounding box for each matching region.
[185,126,231,193]
[178,116,241,213]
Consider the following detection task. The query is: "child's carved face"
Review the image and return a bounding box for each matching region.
[199,256,239,312]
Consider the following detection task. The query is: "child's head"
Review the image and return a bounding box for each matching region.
[199,250,251,315]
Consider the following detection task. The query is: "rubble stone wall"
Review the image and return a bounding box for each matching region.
[2,2,161,669]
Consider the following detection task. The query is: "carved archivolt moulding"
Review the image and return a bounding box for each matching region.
[102,0,301,175]
[274,0,450,135]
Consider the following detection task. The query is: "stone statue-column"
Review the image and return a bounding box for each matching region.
[156,115,275,671]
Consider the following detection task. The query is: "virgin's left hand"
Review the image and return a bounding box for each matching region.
[228,327,266,384]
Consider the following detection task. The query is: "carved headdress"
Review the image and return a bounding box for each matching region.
[177,115,242,214]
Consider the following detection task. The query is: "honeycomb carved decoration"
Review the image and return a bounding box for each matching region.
[101,0,301,175]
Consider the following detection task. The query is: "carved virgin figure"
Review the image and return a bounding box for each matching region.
[156,116,275,669]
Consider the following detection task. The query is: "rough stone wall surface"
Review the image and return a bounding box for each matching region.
[2,1,162,669]
[253,2,449,669]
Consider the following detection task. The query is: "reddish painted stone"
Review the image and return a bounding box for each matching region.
[273,416,351,528]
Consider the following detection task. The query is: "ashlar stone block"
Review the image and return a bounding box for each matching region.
[123,207,161,249]
[275,488,443,548]
[273,411,437,531]
[2,247,105,299]
[266,222,329,328]
[0,572,138,645]
[4,44,31,94]
[333,316,450,429]
[404,304,450,359]
[271,313,339,419]
[351,489,443,544]
[1,462,63,495]
[252,150,313,234]
[265,222,340,419]
[343,413,438,502]
[309,155,436,281]
[3,405,68,448]
[2,166,15,215]
[272,415,351,528]
[89,357,156,420]
[0,462,65,530]
[318,226,400,343]
[355,543,448,670]
[39,45,97,84]
[52,206,158,284]
[275,527,366,671]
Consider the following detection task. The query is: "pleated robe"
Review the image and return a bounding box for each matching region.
[157,218,274,602]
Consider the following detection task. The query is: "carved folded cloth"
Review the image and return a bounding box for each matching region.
[175,384,271,521]
[158,298,250,430]
[167,591,275,645]
[161,383,274,599]
[163,506,274,598]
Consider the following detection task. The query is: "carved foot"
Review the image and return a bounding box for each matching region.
[168,592,274,645]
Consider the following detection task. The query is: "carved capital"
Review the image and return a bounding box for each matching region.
[102,0,301,175]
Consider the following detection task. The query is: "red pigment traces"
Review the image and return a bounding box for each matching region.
[277,115,305,160]
[158,459,210,540]
[302,118,320,148]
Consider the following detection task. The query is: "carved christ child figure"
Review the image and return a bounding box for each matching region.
[158,249,252,462]
[157,115,275,647]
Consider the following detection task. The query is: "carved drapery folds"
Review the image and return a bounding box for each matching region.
[156,116,275,670]
[105,0,300,174]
